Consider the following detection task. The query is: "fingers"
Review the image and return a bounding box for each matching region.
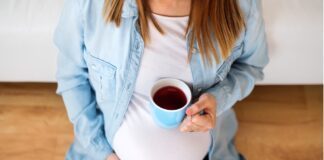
[180,93,217,133]
[179,115,191,130]
[186,99,207,116]
[186,93,216,116]
[180,115,211,133]
[180,120,209,132]
[187,122,209,132]
[192,114,214,129]
[107,153,120,160]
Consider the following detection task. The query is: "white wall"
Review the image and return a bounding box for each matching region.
[0,0,323,84]
[0,0,62,82]
[262,0,323,84]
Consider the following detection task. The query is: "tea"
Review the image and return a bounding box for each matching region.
[153,86,187,110]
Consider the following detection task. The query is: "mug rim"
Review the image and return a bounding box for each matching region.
[149,78,192,112]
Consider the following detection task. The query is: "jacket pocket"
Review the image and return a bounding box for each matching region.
[84,52,117,104]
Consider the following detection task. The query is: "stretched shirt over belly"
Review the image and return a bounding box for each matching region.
[113,14,211,160]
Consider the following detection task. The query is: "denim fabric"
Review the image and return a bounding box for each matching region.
[54,0,269,159]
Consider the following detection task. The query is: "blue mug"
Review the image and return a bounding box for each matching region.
[149,78,192,129]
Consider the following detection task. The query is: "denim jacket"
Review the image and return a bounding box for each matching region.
[54,0,269,159]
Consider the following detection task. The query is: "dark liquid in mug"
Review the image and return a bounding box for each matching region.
[153,86,187,110]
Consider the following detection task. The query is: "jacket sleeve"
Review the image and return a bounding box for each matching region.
[53,0,113,159]
[206,0,270,116]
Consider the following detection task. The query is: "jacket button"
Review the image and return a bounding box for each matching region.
[197,88,202,92]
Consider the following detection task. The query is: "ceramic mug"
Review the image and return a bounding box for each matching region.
[149,78,192,128]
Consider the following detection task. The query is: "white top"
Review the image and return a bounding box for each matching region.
[113,14,211,160]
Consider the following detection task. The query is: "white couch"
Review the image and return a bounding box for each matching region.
[0,0,322,84]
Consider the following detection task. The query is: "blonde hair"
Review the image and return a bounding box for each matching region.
[103,0,245,66]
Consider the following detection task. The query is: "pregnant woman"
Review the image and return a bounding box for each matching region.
[54,0,269,159]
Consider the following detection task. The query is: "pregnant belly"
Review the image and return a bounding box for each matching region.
[112,94,211,160]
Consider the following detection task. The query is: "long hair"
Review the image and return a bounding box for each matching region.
[103,0,245,66]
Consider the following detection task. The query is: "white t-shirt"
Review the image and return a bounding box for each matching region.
[113,14,211,160]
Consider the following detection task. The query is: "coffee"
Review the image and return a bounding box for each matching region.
[153,86,187,110]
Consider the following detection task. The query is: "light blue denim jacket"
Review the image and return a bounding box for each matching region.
[54,0,269,159]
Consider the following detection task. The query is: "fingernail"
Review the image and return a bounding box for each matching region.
[186,109,191,115]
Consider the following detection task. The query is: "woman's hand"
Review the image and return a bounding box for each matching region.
[107,153,120,160]
[180,93,217,132]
